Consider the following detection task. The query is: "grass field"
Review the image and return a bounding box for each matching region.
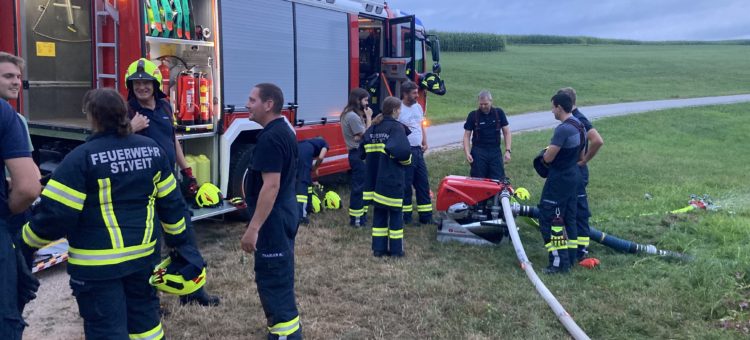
[163,103,750,339]
[425,45,750,124]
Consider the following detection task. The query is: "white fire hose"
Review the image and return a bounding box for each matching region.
[499,189,590,340]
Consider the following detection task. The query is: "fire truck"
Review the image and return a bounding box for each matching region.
[1,0,442,221]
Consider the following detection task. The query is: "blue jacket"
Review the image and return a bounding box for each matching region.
[360,117,412,208]
[22,132,188,280]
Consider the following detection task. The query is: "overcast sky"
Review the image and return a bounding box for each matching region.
[387,0,750,41]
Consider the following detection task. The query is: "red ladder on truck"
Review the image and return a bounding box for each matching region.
[94,0,119,89]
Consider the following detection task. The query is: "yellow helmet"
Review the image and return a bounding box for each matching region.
[323,191,341,210]
[311,194,321,213]
[124,58,166,98]
[514,187,531,201]
[195,183,223,208]
[149,255,206,296]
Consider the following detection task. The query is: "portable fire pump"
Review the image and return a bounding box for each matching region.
[435,175,537,246]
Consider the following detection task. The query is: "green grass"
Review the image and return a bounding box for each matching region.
[425,45,750,124]
[172,103,750,339]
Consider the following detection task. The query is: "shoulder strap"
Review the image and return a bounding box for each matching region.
[563,118,585,151]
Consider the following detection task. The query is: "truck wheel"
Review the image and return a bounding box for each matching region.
[227,144,255,221]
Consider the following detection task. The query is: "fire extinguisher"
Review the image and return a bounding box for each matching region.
[176,71,198,125]
[198,72,212,124]
[158,60,170,95]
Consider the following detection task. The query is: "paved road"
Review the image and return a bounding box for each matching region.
[426,94,750,150]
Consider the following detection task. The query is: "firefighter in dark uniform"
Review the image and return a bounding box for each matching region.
[20,89,198,339]
[361,96,412,257]
[536,92,586,274]
[124,58,219,306]
[557,87,604,262]
[296,137,328,224]
[398,81,433,225]
[0,96,41,339]
[240,83,301,339]
[462,90,512,180]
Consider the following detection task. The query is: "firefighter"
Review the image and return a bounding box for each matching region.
[0,61,41,338]
[462,90,512,180]
[124,58,220,306]
[557,87,604,263]
[240,83,301,339]
[340,88,372,227]
[536,92,586,274]
[397,81,433,225]
[361,96,412,257]
[20,88,199,339]
[296,137,328,224]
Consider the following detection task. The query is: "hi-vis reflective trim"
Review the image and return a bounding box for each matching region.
[363,191,374,201]
[372,227,388,237]
[389,229,404,239]
[162,217,186,235]
[156,173,177,198]
[22,222,52,249]
[417,204,433,212]
[348,207,365,217]
[399,154,412,166]
[402,204,413,213]
[578,236,591,246]
[43,179,86,211]
[373,193,403,208]
[268,316,300,337]
[545,242,566,252]
[68,240,156,266]
[129,322,164,340]
[98,178,124,249]
[143,173,159,244]
[364,143,386,154]
[296,195,308,203]
[307,186,313,194]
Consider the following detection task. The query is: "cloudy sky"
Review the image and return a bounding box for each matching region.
[387,0,750,41]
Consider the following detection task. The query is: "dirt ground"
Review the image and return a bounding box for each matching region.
[23,263,83,340]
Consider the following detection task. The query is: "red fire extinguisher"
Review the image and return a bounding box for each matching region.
[198,73,212,124]
[158,60,170,95]
[176,71,198,125]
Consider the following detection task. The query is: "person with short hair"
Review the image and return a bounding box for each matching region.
[21,88,196,339]
[361,96,412,257]
[556,87,604,263]
[462,90,512,180]
[240,83,302,339]
[296,137,328,224]
[340,88,372,227]
[536,92,586,274]
[397,80,433,225]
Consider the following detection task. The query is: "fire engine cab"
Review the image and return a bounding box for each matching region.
[1,0,442,221]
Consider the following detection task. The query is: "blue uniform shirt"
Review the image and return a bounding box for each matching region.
[0,100,33,219]
[129,98,177,169]
[246,117,299,254]
[572,108,593,153]
[463,107,509,148]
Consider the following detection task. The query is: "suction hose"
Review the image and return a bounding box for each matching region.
[500,190,591,340]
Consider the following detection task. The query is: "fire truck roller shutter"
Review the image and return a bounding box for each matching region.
[219,0,295,110]
[294,4,349,125]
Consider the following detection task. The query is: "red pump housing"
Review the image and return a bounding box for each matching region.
[435,176,504,212]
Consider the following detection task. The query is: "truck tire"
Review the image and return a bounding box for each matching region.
[227,144,255,221]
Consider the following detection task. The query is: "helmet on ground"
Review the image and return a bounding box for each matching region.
[149,252,206,296]
[311,194,321,213]
[195,183,223,208]
[515,187,531,201]
[533,148,549,178]
[323,191,341,209]
[124,58,166,99]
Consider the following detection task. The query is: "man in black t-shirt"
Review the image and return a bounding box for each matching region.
[462,90,512,180]
[240,83,301,340]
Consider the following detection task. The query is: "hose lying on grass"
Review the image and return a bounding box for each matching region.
[500,189,591,340]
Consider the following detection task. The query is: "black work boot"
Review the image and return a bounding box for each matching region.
[180,287,220,306]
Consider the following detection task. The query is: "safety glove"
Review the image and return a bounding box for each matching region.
[228,197,247,210]
[550,226,567,248]
[180,167,198,197]
[16,247,40,312]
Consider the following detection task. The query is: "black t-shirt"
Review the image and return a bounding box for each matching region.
[1,100,33,219]
[463,107,509,147]
[246,117,299,253]
[129,99,177,170]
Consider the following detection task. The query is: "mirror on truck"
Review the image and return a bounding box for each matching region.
[427,35,441,74]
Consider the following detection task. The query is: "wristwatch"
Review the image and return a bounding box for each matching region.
[505,149,512,154]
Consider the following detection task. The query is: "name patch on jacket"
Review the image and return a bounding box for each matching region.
[89,147,162,174]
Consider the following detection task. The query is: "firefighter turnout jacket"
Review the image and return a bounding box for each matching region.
[22,132,188,280]
[361,116,412,209]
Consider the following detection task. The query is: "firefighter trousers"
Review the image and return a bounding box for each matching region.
[296,180,312,221]
[469,145,505,180]
[348,148,367,225]
[69,268,163,340]
[576,165,592,260]
[372,205,404,256]
[0,222,23,340]
[403,147,432,224]
[255,251,301,340]
[538,174,579,271]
